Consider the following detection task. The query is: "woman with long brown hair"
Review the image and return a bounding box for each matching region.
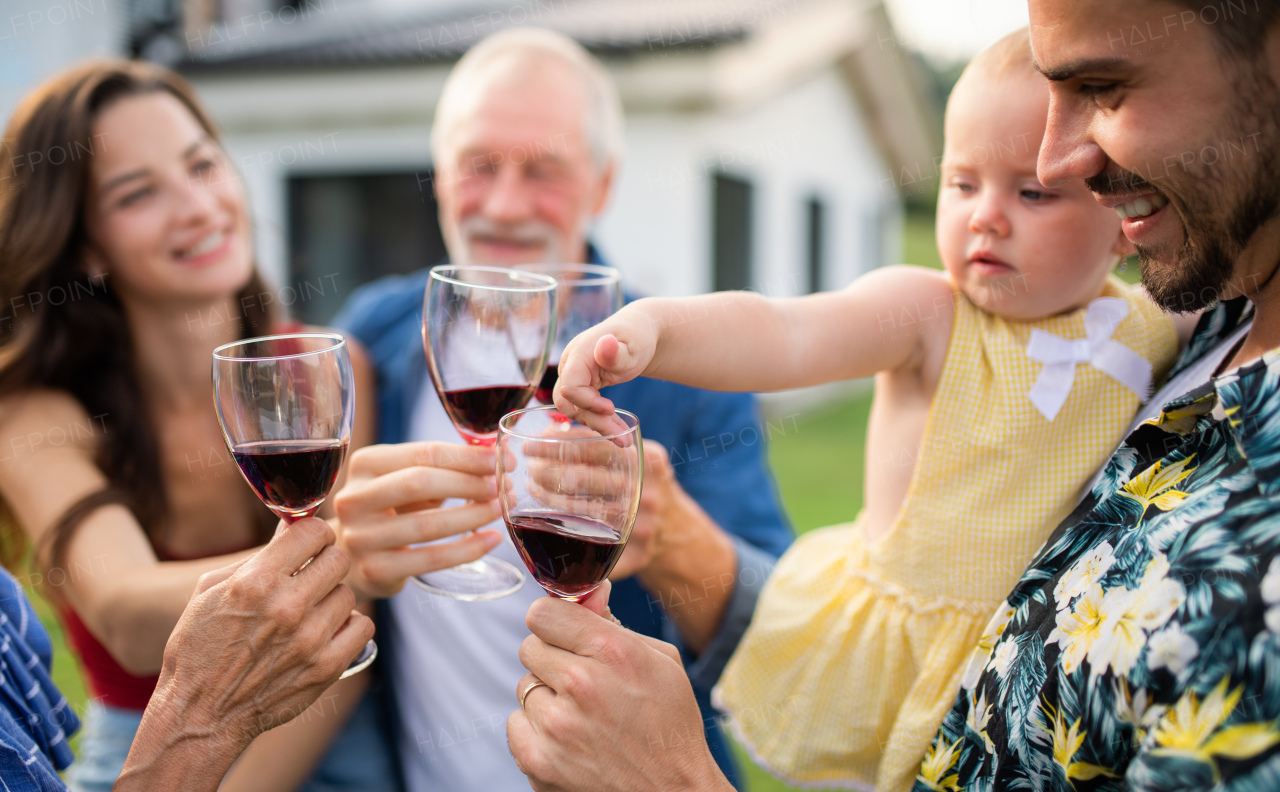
[0,60,397,790]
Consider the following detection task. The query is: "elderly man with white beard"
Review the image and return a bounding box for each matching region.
[329,27,792,792]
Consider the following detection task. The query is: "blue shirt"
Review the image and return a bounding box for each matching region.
[0,568,79,792]
[332,250,793,787]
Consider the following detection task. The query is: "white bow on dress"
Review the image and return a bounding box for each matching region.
[1025,297,1152,422]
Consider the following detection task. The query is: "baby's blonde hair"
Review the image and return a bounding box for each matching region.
[947,28,1035,118]
[967,27,1034,80]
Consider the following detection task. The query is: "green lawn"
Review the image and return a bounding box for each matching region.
[729,207,934,790]
[732,390,873,791]
[902,206,944,271]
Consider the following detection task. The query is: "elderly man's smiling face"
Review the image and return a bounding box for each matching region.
[434,55,613,266]
[1029,0,1280,313]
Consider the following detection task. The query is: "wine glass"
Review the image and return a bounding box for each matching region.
[212,332,377,679]
[415,265,558,600]
[514,264,623,406]
[496,406,643,602]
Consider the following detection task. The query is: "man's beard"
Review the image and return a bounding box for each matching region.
[1085,63,1280,314]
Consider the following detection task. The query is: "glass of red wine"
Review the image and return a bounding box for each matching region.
[415,265,558,600]
[514,264,623,406]
[211,332,376,679]
[496,406,642,603]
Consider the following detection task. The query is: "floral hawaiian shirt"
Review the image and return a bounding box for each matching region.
[913,297,1280,792]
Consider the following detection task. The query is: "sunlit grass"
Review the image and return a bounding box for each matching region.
[732,388,871,792]
[727,208,938,791]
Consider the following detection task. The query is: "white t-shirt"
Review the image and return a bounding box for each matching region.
[386,380,544,792]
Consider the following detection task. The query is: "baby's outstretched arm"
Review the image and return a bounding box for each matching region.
[553,301,662,434]
[554,266,955,434]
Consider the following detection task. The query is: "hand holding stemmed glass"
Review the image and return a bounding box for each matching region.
[497,406,643,603]
[414,265,558,600]
[212,332,377,678]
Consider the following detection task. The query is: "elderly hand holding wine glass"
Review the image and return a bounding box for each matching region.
[212,332,378,678]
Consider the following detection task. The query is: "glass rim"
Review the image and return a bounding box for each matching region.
[512,263,622,286]
[498,406,639,442]
[212,332,347,362]
[428,264,558,294]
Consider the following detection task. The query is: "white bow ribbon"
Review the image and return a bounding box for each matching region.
[1025,297,1152,422]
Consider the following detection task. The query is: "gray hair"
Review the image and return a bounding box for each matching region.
[431,28,625,172]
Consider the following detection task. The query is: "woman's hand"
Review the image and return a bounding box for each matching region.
[332,442,505,599]
[553,303,659,435]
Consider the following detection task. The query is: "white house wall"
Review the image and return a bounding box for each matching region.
[191,65,447,289]
[591,114,706,298]
[191,62,900,307]
[716,66,898,297]
[597,66,900,301]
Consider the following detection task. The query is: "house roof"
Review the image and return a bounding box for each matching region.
[174,0,942,190]
[179,0,825,71]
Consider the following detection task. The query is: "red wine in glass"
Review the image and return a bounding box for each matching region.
[417,265,557,600]
[507,511,626,601]
[213,332,376,678]
[442,385,537,445]
[533,363,559,405]
[232,439,348,521]
[498,406,642,604]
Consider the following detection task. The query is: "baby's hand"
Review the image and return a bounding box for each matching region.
[553,308,657,436]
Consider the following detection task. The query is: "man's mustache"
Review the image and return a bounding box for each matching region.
[1085,165,1160,196]
[460,218,558,246]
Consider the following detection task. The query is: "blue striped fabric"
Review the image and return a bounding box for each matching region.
[0,568,79,791]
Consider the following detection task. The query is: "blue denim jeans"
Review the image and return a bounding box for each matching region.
[65,701,142,792]
[66,694,398,791]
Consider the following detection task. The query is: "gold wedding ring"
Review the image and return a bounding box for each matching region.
[519,677,550,709]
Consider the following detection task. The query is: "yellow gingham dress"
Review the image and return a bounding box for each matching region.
[713,276,1177,791]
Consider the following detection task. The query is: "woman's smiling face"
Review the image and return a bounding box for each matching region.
[82,91,254,309]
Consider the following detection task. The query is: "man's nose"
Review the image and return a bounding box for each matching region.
[1038,90,1108,188]
[481,164,536,223]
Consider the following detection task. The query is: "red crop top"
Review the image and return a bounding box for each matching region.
[58,542,262,711]
[57,322,305,710]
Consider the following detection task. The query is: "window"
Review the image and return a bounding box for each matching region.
[286,170,446,324]
[712,173,753,292]
[805,196,825,293]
